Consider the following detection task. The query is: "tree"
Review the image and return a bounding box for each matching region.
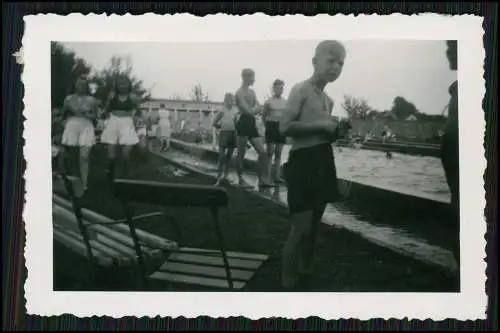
[51,42,92,108]
[390,96,419,120]
[341,95,372,119]
[90,55,152,106]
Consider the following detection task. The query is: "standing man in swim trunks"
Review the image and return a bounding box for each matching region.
[235,68,272,188]
[279,40,346,290]
[441,40,459,267]
[262,79,288,184]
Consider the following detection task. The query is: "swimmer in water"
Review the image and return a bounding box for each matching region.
[234,68,272,188]
[279,40,345,290]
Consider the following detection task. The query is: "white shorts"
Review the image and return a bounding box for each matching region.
[100,115,139,146]
[61,117,95,147]
[157,122,172,138]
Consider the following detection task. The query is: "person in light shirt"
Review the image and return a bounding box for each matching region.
[100,76,142,180]
[60,77,99,195]
[212,93,239,186]
[156,103,173,152]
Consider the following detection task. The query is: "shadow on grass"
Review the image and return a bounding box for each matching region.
[53,144,459,292]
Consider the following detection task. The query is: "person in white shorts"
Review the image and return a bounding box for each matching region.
[100,76,141,180]
[212,93,238,186]
[60,77,99,195]
[156,103,172,152]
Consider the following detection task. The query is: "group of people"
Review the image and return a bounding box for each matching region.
[211,75,289,188]
[54,39,460,290]
[54,76,174,196]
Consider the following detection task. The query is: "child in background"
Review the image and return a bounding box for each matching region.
[212,93,238,186]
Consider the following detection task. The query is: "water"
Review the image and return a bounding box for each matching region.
[156,149,457,272]
[202,143,451,203]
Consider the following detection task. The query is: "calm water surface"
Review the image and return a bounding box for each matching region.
[202,143,451,203]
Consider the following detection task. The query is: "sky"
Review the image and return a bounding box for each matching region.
[62,40,457,117]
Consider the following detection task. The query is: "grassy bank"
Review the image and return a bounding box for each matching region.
[53,144,458,292]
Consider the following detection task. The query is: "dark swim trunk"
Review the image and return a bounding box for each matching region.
[283,143,339,214]
[218,130,237,149]
[235,113,260,138]
[265,120,286,144]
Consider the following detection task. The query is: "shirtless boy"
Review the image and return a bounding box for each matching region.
[234,68,272,188]
[279,40,346,290]
[262,79,288,183]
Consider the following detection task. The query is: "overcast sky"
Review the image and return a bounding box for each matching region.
[62,40,457,117]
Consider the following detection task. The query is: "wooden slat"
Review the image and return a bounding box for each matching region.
[159,262,255,281]
[167,253,263,270]
[92,224,160,257]
[52,204,98,240]
[179,247,268,261]
[54,214,136,260]
[106,223,178,252]
[53,195,178,251]
[54,224,132,265]
[149,271,246,289]
[53,229,114,267]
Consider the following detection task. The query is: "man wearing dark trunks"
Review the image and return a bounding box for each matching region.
[262,79,288,184]
[279,40,346,290]
[234,68,272,188]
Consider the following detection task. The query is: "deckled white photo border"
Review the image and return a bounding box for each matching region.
[22,13,487,320]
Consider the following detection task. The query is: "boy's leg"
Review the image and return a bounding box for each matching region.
[224,148,235,179]
[236,135,251,186]
[298,201,327,277]
[107,144,117,181]
[266,142,275,181]
[216,146,226,180]
[273,143,284,182]
[249,136,272,187]
[281,210,313,289]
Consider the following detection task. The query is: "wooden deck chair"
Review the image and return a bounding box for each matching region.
[53,171,172,286]
[112,178,236,289]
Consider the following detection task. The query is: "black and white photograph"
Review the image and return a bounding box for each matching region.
[23,14,486,319]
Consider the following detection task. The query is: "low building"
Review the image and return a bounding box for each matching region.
[140,98,225,132]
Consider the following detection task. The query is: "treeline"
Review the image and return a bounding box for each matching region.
[341,94,447,122]
[51,42,152,109]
